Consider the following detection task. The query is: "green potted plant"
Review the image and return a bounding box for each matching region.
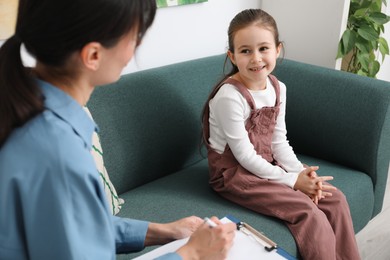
[337,0,390,77]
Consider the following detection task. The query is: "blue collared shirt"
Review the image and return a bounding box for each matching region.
[0,80,180,260]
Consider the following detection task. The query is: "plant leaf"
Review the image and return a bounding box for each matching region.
[358,25,379,41]
[342,30,357,55]
[378,37,389,54]
[336,42,344,59]
[379,24,385,34]
[368,12,390,25]
[357,69,367,76]
[362,0,374,9]
[354,8,368,17]
[357,53,370,70]
[368,60,380,77]
[356,36,372,53]
[373,1,382,11]
[356,42,370,53]
[379,37,390,62]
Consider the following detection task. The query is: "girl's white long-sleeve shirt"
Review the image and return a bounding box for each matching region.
[208,77,304,188]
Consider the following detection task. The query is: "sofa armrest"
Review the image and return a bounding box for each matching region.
[273,59,390,217]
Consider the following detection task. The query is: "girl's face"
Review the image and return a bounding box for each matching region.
[228,25,281,90]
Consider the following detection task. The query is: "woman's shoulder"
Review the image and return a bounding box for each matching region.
[2,110,89,170]
[0,109,97,191]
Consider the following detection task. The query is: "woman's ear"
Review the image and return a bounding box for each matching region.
[227,50,236,65]
[80,42,102,71]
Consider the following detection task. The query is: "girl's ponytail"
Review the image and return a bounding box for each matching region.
[0,35,43,147]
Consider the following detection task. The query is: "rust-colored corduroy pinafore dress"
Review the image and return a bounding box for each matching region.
[204,76,360,260]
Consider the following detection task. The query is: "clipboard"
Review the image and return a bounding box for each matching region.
[237,221,277,251]
[134,215,297,260]
[225,215,296,260]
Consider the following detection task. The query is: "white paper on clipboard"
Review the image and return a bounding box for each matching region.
[133,217,288,260]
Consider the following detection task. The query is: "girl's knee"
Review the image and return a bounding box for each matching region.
[288,200,327,224]
[329,189,349,207]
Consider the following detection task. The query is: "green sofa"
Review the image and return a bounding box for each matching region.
[87,54,390,259]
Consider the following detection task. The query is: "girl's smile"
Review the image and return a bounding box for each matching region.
[249,65,266,72]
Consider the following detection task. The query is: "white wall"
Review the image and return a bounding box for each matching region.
[1,0,389,82]
[261,0,350,70]
[125,0,261,74]
[377,4,390,82]
[0,0,261,73]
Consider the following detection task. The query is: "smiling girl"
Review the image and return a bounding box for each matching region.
[202,9,360,260]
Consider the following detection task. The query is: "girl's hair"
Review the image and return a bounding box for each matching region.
[201,9,281,146]
[0,0,156,147]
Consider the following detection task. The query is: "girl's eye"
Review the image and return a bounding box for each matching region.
[259,47,269,52]
[240,49,251,54]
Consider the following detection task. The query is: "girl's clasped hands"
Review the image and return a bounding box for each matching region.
[294,166,337,205]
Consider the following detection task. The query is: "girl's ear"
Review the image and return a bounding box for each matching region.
[227,50,236,65]
[276,42,282,58]
[80,42,102,71]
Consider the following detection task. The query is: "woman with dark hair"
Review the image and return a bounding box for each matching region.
[0,1,235,259]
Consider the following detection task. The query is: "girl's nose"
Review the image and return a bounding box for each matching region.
[251,53,262,63]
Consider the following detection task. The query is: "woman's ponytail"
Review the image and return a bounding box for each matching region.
[0,0,157,147]
[0,35,43,147]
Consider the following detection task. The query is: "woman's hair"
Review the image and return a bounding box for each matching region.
[201,9,281,146]
[0,0,156,147]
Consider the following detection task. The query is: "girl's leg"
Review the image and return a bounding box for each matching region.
[215,170,337,259]
[317,188,360,260]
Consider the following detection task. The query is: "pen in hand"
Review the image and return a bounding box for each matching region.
[203,217,218,228]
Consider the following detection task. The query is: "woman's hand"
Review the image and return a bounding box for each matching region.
[177,216,236,260]
[168,216,204,240]
[145,216,204,246]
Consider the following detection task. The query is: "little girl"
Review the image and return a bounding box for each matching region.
[202,9,360,260]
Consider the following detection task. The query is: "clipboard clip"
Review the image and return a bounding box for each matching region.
[236,222,278,252]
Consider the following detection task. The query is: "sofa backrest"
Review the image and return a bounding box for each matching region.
[273,59,390,215]
[88,55,226,194]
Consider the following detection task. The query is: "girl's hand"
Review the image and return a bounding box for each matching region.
[177,216,236,260]
[309,170,336,202]
[309,170,322,204]
[294,166,335,204]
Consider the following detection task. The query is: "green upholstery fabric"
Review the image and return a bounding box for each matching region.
[87,54,390,259]
[89,55,225,194]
